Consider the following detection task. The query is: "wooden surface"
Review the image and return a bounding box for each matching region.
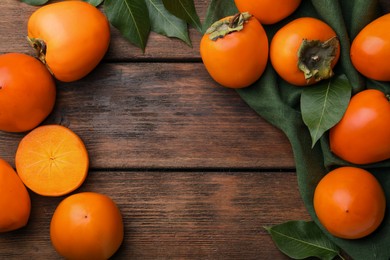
[0,1,310,259]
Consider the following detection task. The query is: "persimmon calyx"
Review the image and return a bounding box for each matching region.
[206,12,252,41]
[297,36,339,83]
[27,37,54,75]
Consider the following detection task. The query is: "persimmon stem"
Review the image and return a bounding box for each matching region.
[27,37,54,76]
[297,36,339,83]
[229,13,241,28]
[206,12,252,41]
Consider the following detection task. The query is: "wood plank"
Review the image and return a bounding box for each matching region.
[0,171,310,259]
[1,0,205,60]
[0,63,294,169]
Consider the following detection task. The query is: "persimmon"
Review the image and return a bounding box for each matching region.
[270,17,340,86]
[15,125,89,196]
[0,158,31,232]
[314,167,386,239]
[350,13,390,81]
[234,0,301,24]
[50,192,124,259]
[330,89,390,164]
[27,1,110,82]
[0,53,56,132]
[200,12,269,88]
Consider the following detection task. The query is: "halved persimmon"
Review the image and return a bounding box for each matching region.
[15,125,89,196]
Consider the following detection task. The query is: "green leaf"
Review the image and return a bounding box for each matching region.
[202,0,238,33]
[104,0,151,51]
[83,0,104,7]
[145,0,191,46]
[265,221,342,260]
[301,74,352,148]
[20,0,49,5]
[162,0,202,33]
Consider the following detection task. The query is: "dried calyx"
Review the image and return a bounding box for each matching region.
[206,12,252,41]
[297,36,339,83]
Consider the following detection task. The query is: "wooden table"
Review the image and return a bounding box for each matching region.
[0,1,310,258]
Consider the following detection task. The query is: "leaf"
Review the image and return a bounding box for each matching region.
[301,74,352,148]
[104,0,151,51]
[20,0,49,5]
[202,0,238,33]
[265,221,342,260]
[162,0,202,33]
[145,0,191,46]
[83,0,104,7]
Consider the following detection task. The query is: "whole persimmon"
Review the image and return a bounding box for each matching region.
[27,1,110,82]
[200,12,268,88]
[234,0,301,24]
[270,17,340,86]
[50,192,124,259]
[0,53,56,133]
[330,89,390,164]
[314,167,385,239]
[350,13,390,81]
[0,158,31,232]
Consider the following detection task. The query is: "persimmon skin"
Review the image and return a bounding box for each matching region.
[27,1,110,82]
[0,53,56,132]
[200,16,268,88]
[50,192,124,260]
[314,167,386,239]
[329,89,390,164]
[0,158,31,233]
[270,17,340,86]
[234,0,301,24]
[350,13,390,81]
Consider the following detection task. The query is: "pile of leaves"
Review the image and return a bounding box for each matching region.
[21,0,390,259]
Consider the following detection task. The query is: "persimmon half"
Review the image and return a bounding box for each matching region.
[0,53,56,133]
[50,192,124,259]
[27,1,111,82]
[15,125,89,196]
[200,12,269,88]
[270,17,340,86]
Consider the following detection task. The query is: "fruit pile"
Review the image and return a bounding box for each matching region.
[200,0,390,242]
[0,1,123,259]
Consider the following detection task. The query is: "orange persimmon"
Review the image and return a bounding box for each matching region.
[0,158,31,232]
[27,1,110,82]
[270,17,340,86]
[15,125,89,196]
[200,12,269,88]
[50,192,124,259]
[0,53,56,132]
[234,0,301,24]
[314,167,386,239]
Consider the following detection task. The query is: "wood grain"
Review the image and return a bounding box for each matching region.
[0,63,294,169]
[0,171,310,259]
